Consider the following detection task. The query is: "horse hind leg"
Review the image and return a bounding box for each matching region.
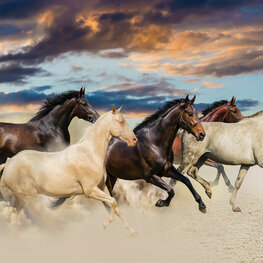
[187,156,212,199]
[87,186,136,235]
[146,174,175,207]
[169,166,206,213]
[230,165,250,212]
[207,161,234,192]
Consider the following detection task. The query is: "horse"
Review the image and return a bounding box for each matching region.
[0,106,138,234]
[177,110,263,212]
[0,88,99,166]
[171,97,243,194]
[104,95,208,212]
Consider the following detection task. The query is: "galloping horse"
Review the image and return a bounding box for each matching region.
[171,97,243,194]
[105,95,207,212]
[0,88,99,165]
[177,110,263,212]
[0,106,137,234]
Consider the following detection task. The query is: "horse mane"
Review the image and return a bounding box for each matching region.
[201,100,227,117]
[133,99,184,132]
[30,90,79,121]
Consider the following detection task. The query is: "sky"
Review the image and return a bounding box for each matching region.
[0,0,262,119]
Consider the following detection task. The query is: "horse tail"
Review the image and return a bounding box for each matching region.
[49,197,69,209]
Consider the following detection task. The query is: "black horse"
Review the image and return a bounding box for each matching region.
[105,95,207,212]
[0,88,99,166]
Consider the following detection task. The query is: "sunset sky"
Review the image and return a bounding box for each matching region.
[0,0,262,118]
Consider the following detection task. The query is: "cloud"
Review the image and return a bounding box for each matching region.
[236,98,259,111]
[32,85,52,92]
[0,63,43,84]
[202,81,224,88]
[0,89,49,105]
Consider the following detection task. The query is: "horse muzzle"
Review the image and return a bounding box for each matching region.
[197,131,205,141]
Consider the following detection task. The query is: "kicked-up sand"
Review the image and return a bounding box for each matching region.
[0,164,262,263]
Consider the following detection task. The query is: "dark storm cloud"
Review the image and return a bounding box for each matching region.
[0,0,53,19]
[0,63,43,84]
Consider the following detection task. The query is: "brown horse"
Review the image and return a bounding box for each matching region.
[0,88,99,166]
[104,95,208,212]
[171,97,243,193]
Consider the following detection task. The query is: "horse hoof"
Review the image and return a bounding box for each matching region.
[199,203,207,213]
[205,190,212,199]
[103,220,110,229]
[232,206,241,212]
[155,199,169,207]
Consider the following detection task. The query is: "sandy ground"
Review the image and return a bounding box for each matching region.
[0,164,262,263]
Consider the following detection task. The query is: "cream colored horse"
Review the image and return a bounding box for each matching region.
[0,106,137,233]
[175,111,263,212]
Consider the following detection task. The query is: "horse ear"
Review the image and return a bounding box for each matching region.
[184,94,189,103]
[231,96,236,105]
[83,87,86,95]
[112,105,116,114]
[117,105,123,112]
[79,87,83,97]
[190,95,196,105]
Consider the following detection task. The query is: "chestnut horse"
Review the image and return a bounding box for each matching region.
[105,96,207,212]
[0,88,99,166]
[171,97,243,193]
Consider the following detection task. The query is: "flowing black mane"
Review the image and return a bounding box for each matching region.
[201,100,227,117]
[30,90,79,121]
[133,99,184,132]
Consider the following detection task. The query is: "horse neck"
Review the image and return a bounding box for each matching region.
[45,100,76,130]
[80,113,112,158]
[150,105,180,150]
[201,106,227,122]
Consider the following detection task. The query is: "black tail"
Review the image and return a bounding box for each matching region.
[49,197,69,209]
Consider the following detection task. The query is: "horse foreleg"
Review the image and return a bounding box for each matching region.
[87,187,136,235]
[168,166,206,213]
[146,174,175,207]
[230,165,250,212]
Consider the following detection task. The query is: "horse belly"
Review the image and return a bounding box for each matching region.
[207,141,255,165]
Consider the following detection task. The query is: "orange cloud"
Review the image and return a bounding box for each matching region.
[202,81,224,88]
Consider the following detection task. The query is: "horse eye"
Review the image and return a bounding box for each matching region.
[233,110,237,113]
[188,112,193,117]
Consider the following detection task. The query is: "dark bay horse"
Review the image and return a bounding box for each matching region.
[105,95,207,212]
[0,88,99,165]
[171,97,243,193]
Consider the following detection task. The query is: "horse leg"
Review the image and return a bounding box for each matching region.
[169,161,191,187]
[230,165,250,212]
[206,160,234,192]
[146,174,175,207]
[187,155,212,199]
[168,166,206,213]
[87,186,136,234]
[105,173,117,196]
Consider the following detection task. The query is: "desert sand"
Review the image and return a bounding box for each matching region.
[0,164,262,263]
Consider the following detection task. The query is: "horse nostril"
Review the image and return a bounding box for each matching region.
[200,132,205,138]
[133,137,137,143]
